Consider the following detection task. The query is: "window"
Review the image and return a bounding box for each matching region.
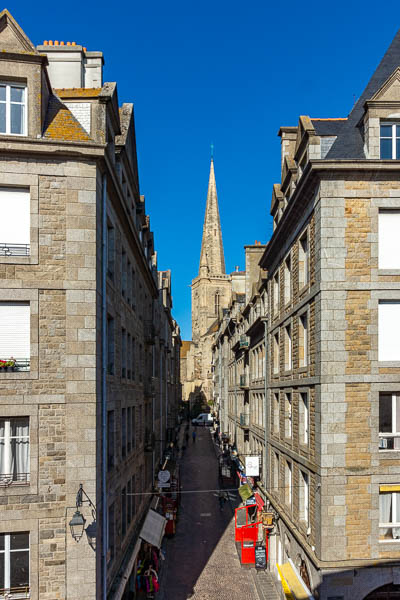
[273,393,280,433]
[273,332,279,375]
[298,314,308,368]
[0,188,30,256]
[379,490,400,540]
[121,328,126,378]
[215,292,220,316]
[379,211,400,269]
[131,406,136,450]
[0,302,30,371]
[127,261,131,304]
[273,452,279,493]
[107,315,114,374]
[107,410,114,471]
[131,268,136,309]
[273,273,279,316]
[137,406,143,444]
[284,324,292,371]
[285,393,292,438]
[131,337,135,380]
[0,83,26,135]
[0,418,29,483]
[121,408,126,458]
[379,393,400,450]
[299,392,309,445]
[108,503,115,562]
[380,123,400,159]
[299,471,309,524]
[378,301,400,361]
[121,487,127,538]
[107,224,115,279]
[284,256,291,305]
[0,532,29,595]
[285,461,292,507]
[127,479,132,525]
[127,407,132,453]
[121,248,127,297]
[127,333,131,379]
[298,232,309,288]
[131,474,136,520]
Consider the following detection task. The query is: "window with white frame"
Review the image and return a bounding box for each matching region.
[0,532,29,595]
[0,188,30,257]
[299,392,309,446]
[378,211,400,269]
[284,256,291,305]
[379,490,400,541]
[0,83,26,136]
[380,123,400,159]
[273,392,280,433]
[284,324,292,371]
[0,302,30,371]
[273,452,279,493]
[285,461,292,507]
[378,301,400,361]
[0,418,29,484]
[273,273,279,316]
[298,231,309,288]
[285,393,292,438]
[379,393,400,450]
[273,332,279,375]
[298,313,308,368]
[299,470,309,524]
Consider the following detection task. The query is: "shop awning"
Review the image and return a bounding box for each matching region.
[111,538,142,600]
[238,483,253,502]
[139,509,167,549]
[277,561,314,600]
[254,492,264,510]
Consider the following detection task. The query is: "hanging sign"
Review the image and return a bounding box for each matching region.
[245,456,260,477]
[158,470,170,483]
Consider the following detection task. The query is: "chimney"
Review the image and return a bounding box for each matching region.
[36,41,104,89]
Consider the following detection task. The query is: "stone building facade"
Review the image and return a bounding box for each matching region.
[0,11,180,600]
[212,29,400,600]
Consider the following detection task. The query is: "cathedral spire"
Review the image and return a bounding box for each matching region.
[198,158,226,276]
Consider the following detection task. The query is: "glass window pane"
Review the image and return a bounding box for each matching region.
[380,394,392,432]
[10,87,23,103]
[0,552,4,589]
[381,138,393,159]
[10,532,29,551]
[396,139,400,160]
[381,125,392,137]
[10,418,29,437]
[0,103,6,133]
[396,125,400,137]
[10,549,29,588]
[10,103,23,134]
[0,534,4,551]
[0,86,6,102]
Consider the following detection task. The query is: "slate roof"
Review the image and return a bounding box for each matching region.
[43,95,91,142]
[326,29,400,159]
[311,119,347,136]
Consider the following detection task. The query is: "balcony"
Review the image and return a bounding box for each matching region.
[379,434,400,450]
[0,358,30,373]
[239,374,248,389]
[0,243,30,257]
[239,413,250,428]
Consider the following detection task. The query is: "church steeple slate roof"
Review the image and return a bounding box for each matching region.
[199,158,226,277]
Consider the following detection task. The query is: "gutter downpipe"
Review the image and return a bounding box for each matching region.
[219,338,222,431]
[234,357,238,447]
[263,318,269,492]
[101,173,108,600]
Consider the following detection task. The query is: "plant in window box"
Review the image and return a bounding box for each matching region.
[0,358,16,371]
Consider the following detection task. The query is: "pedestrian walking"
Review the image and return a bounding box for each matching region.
[218,490,226,510]
[192,429,196,443]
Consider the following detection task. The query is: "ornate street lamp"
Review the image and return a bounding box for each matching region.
[68,483,97,545]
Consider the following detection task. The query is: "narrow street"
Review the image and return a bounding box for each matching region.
[159,425,260,600]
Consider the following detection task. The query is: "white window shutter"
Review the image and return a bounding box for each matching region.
[379,211,400,269]
[0,188,30,245]
[379,301,400,361]
[0,302,30,358]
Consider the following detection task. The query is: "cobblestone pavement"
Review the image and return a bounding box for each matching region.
[158,425,260,600]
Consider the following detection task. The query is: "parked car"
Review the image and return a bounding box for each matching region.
[192,413,213,427]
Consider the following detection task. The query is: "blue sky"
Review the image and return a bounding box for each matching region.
[12,0,400,339]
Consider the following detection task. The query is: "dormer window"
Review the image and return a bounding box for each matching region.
[0,83,26,136]
[380,123,400,159]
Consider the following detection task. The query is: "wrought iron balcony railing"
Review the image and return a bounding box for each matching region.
[0,473,30,486]
[0,243,30,257]
[0,586,30,599]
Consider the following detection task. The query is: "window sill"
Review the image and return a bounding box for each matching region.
[379,538,400,544]
[378,361,400,367]
[378,269,400,276]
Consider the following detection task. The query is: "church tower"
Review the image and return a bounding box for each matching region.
[191,157,231,403]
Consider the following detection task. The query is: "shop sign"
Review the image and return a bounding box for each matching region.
[255,545,266,570]
[245,456,259,477]
[158,470,171,483]
[158,482,171,489]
